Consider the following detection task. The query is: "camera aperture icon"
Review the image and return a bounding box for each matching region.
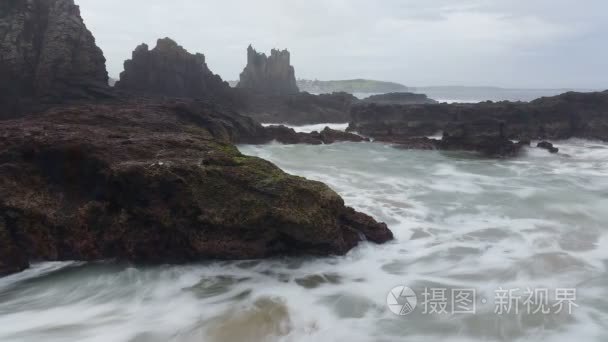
[387,286,418,316]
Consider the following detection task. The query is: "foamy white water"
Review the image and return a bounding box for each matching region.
[1,139,607,341]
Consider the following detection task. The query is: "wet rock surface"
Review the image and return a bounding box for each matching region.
[537,141,559,153]
[0,98,393,276]
[265,125,369,145]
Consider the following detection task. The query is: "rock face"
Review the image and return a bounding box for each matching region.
[349,91,608,143]
[237,45,299,95]
[0,98,393,276]
[115,38,231,101]
[0,0,110,117]
[361,92,438,105]
[380,132,528,158]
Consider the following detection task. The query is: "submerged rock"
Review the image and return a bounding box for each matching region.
[438,133,527,158]
[0,0,110,117]
[115,38,231,101]
[0,99,393,276]
[264,125,368,145]
[237,45,299,95]
[537,141,559,153]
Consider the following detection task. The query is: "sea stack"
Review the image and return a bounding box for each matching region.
[237,45,299,95]
[115,38,231,100]
[0,0,110,117]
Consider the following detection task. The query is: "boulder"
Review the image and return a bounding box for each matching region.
[237,45,299,95]
[317,127,369,144]
[0,0,110,118]
[115,38,232,101]
[0,98,393,276]
[438,132,527,158]
[537,141,559,153]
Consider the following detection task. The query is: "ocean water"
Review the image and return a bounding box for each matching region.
[1,138,607,342]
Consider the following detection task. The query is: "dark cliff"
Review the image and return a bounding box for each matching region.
[115,38,232,101]
[0,0,110,118]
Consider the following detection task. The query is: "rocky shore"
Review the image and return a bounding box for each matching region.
[349,91,608,156]
[2,0,607,276]
[0,0,392,276]
[0,99,392,276]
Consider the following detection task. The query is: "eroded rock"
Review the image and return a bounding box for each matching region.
[237,45,299,95]
[115,38,231,101]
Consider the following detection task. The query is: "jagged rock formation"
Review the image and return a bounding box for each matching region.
[115,38,231,101]
[0,0,110,117]
[237,45,299,95]
[0,98,393,276]
[349,91,608,142]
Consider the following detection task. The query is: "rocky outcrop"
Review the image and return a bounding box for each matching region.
[438,132,528,157]
[0,98,393,276]
[537,141,559,153]
[361,92,438,105]
[237,45,299,95]
[115,38,231,101]
[239,91,358,125]
[0,0,110,118]
[382,133,528,158]
[349,91,608,143]
[265,125,369,145]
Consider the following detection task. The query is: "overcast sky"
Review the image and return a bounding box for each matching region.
[78,0,607,89]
